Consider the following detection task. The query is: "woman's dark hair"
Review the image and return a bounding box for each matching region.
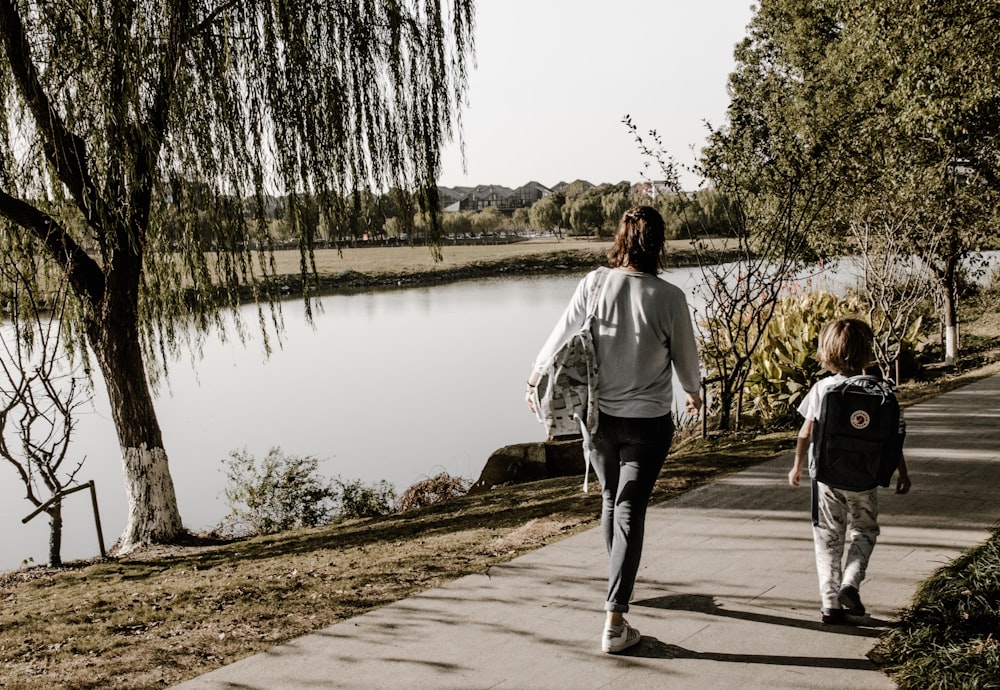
[607,206,666,275]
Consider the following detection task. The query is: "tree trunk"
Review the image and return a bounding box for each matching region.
[944,321,958,365]
[941,286,959,365]
[47,500,62,567]
[939,257,960,365]
[716,383,734,431]
[89,313,183,554]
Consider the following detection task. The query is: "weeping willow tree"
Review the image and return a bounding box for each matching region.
[0,0,475,553]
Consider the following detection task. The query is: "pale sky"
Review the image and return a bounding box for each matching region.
[437,0,757,191]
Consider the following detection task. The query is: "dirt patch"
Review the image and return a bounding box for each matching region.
[968,311,1000,337]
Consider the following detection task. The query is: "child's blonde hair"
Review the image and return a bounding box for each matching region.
[817,318,874,376]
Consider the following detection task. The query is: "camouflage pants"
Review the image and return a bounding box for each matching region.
[812,481,880,611]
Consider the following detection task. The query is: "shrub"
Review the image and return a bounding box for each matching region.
[744,286,930,425]
[743,288,860,425]
[398,472,470,512]
[220,447,337,537]
[333,477,397,519]
[870,528,1000,687]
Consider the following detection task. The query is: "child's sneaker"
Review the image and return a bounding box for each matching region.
[602,619,641,653]
[838,585,866,616]
[820,608,854,626]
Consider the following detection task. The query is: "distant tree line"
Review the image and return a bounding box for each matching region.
[158,182,741,249]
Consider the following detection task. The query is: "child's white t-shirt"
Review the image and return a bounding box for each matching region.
[797,374,847,479]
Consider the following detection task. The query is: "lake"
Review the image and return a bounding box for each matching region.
[3,251,996,572]
[2,268,709,571]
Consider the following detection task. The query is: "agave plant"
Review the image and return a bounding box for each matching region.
[744,287,930,425]
[744,289,861,424]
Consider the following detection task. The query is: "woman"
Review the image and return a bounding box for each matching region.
[526,206,702,654]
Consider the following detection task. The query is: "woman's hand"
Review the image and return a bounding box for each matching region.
[684,393,703,415]
[525,372,541,414]
[895,471,912,494]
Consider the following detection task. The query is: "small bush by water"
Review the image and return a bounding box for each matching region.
[221,448,338,536]
[220,448,469,537]
[331,477,397,519]
[398,471,471,511]
[220,447,398,536]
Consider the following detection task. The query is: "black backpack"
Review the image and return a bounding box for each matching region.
[812,375,905,492]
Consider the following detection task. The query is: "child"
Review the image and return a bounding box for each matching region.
[788,318,911,625]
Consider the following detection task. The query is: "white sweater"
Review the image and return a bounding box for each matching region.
[532,267,701,418]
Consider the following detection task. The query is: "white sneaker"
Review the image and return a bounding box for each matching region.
[602,619,641,654]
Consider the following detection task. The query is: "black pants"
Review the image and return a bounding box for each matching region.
[589,412,674,613]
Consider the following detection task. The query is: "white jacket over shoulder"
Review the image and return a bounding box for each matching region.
[533,267,701,419]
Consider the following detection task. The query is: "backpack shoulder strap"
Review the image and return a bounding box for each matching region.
[584,268,609,321]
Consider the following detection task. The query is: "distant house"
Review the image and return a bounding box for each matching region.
[510,181,551,208]
[436,180,555,213]
[631,180,674,199]
[550,180,594,197]
[457,184,514,212]
[436,186,469,213]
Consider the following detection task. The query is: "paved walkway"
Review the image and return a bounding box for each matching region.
[175,374,1000,689]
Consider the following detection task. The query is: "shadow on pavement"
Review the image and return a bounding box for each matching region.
[627,636,882,670]
[633,593,891,637]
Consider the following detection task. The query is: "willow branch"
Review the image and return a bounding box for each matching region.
[0,0,113,230]
[0,188,105,305]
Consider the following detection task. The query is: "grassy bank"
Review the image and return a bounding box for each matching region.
[256,237,738,295]
[270,238,614,293]
[869,526,1000,688]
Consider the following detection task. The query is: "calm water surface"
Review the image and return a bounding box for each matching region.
[3,252,995,572]
[2,269,706,571]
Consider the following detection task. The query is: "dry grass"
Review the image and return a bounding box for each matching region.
[271,237,718,277]
[258,237,731,294]
[284,237,612,275]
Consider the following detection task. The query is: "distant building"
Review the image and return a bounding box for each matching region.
[510,181,552,208]
[438,178,672,214]
[631,180,674,199]
[459,184,516,212]
[437,186,469,212]
[437,180,557,213]
[550,180,594,197]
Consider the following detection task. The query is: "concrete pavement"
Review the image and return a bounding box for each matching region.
[175,374,1000,689]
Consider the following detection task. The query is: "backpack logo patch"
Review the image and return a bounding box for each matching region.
[850,409,871,430]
